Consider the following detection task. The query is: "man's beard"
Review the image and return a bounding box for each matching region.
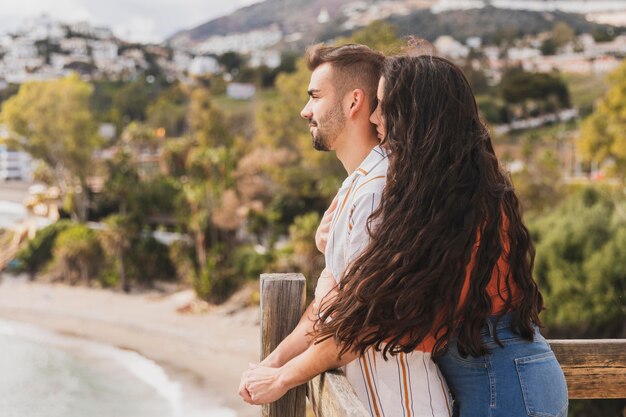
[311,105,345,152]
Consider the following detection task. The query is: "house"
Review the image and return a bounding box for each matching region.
[227,83,256,100]
[0,146,32,181]
[188,56,220,76]
[249,50,281,69]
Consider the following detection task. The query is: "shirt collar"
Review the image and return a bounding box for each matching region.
[354,144,388,177]
[338,144,388,190]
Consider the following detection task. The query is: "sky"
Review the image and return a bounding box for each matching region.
[0,0,265,43]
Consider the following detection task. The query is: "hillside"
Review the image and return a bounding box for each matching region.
[386,6,618,43]
[168,0,354,44]
[168,0,621,48]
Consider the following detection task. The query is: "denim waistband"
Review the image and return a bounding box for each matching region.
[449,313,538,344]
[481,313,521,339]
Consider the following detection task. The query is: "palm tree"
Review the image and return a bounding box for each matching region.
[99,215,135,292]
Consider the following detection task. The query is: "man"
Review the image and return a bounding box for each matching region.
[240,45,454,417]
[239,42,388,405]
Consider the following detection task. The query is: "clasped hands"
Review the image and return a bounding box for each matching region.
[238,361,288,405]
[239,266,338,405]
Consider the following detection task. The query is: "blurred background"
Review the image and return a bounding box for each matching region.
[0,1,624,417]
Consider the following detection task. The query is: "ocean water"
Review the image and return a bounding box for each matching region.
[0,201,27,230]
[0,320,236,417]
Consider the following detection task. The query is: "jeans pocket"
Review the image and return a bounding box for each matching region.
[515,351,568,417]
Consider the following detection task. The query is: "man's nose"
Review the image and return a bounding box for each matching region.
[300,102,312,119]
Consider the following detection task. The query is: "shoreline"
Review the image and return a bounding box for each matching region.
[0,275,261,417]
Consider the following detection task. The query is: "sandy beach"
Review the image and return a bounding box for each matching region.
[0,274,262,417]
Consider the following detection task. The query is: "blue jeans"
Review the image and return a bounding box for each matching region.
[438,314,569,417]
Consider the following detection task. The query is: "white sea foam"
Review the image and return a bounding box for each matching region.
[0,201,27,229]
[0,319,236,417]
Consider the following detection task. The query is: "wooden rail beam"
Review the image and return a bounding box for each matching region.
[308,369,370,417]
[549,339,626,399]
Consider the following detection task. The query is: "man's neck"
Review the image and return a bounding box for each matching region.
[335,135,380,175]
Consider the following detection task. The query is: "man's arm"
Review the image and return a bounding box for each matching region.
[259,300,317,367]
[243,336,359,404]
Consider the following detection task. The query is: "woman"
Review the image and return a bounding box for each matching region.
[245,53,568,417]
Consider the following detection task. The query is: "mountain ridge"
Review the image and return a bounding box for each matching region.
[168,0,621,48]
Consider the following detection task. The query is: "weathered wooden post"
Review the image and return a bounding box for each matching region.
[260,273,307,417]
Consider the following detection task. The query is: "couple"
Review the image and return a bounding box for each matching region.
[240,43,569,417]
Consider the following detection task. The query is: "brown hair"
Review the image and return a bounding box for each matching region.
[315,54,543,359]
[305,43,384,112]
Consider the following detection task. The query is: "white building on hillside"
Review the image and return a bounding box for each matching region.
[6,38,38,60]
[70,22,113,39]
[197,26,282,55]
[434,36,469,59]
[249,50,281,69]
[507,47,541,61]
[60,37,89,56]
[0,146,32,181]
[91,40,118,65]
[227,83,256,100]
[188,56,220,76]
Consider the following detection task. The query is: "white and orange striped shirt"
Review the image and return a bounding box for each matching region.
[324,144,452,417]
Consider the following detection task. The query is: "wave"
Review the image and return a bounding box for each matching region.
[0,319,236,417]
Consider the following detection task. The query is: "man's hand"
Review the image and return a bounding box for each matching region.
[240,363,289,405]
[315,195,339,253]
[240,338,360,406]
[238,364,254,403]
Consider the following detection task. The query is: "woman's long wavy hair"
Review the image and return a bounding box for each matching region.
[315,54,543,359]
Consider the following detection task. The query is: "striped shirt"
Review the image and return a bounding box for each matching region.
[325,144,452,417]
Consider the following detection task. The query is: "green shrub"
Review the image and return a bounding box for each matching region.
[232,244,274,281]
[530,187,626,337]
[127,236,177,284]
[15,220,72,275]
[51,223,103,284]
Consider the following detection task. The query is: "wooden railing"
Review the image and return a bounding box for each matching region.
[260,273,626,417]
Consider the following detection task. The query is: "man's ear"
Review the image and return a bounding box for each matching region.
[346,89,366,118]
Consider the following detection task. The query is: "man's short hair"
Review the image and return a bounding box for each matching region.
[305,43,384,112]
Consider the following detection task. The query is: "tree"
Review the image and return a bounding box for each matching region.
[499,69,570,120]
[99,214,136,292]
[500,69,570,108]
[339,21,404,55]
[146,83,188,137]
[1,74,101,221]
[512,150,564,213]
[170,87,243,300]
[100,150,141,217]
[146,96,187,137]
[111,78,157,123]
[187,87,234,148]
[52,224,102,284]
[578,60,626,181]
[289,212,324,294]
[530,188,626,338]
[218,52,245,75]
[541,22,575,56]
[552,22,575,49]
